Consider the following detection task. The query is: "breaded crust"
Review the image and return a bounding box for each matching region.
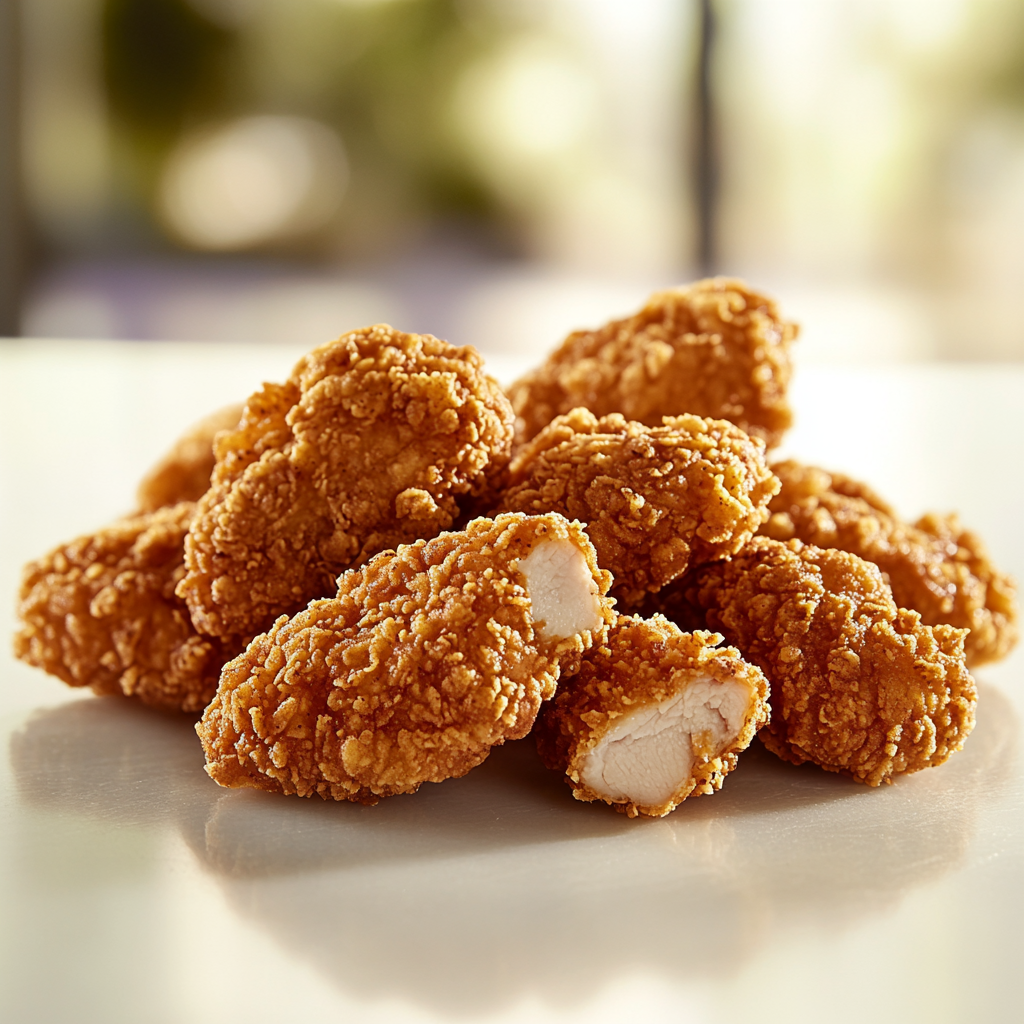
[198,513,615,803]
[763,460,1018,666]
[508,278,797,448]
[178,326,515,639]
[14,503,243,713]
[136,402,244,512]
[674,537,977,785]
[495,409,779,608]
[535,616,770,817]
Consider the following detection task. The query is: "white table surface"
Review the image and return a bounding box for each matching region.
[1,340,1022,1024]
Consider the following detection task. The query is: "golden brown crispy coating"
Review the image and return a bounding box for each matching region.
[762,460,1018,666]
[14,503,244,713]
[198,513,615,803]
[495,408,779,608]
[536,615,769,817]
[672,537,976,786]
[178,326,515,639]
[508,278,797,448]
[136,403,244,512]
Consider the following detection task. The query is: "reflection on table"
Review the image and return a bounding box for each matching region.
[8,682,1017,1016]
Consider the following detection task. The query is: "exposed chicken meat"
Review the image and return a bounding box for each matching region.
[516,537,606,639]
[536,615,769,817]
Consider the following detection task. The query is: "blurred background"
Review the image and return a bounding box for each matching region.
[3,0,1024,362]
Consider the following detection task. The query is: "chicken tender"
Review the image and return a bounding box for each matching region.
[670,537,976,785]
[198,513,615,803]
[535,615,769,817]
[137,403,244,512]
[178,326,515,639]
[495,408,779,608]
[762,460,1018,666]
[508,278,797,448]
[14,503,244,713]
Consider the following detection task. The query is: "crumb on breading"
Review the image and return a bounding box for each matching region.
[178,325,516,640]
[495,408,779,608]
[763,459,1018,666]
[665,536,977,785]
[508,278,798,449]
[14,502,245,713]
[197,513,615,803]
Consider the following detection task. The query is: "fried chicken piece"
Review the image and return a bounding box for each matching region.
[494,408,779,608]
[137,403,244,512]
[535,615,769,817]
[178,326,515,639]
[14,503,244,713]
[667,537,976,786]
[198,513,615,803]
[508,278,798,449]
[762,460,1018,666]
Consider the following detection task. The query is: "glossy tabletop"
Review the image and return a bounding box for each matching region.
[1,340,1022,1024]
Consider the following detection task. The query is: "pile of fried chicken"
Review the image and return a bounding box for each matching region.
[14,280,1018,817]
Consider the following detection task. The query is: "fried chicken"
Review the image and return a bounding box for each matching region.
[14,503,245,713]
[494,408,779,608]
[663,537,976,786]
[178,326,515,639]
[198,513,615,803]
[508,278,798,449]
[136,403,244,512]
[535,615,769,817]
[762,460,1018,666]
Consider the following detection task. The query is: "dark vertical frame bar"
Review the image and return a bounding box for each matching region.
[694,0,718,276]
[0,0,22,335]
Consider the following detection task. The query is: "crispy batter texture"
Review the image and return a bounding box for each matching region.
[178,326,515,639]
[494,409,779,608]
[536,616,769,817]
[762,460,1018,666]
[198,513,615,803]
[669,537,976,785]
[137,403,244,512]
[508,278,798,448]
[14,503,244,713]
